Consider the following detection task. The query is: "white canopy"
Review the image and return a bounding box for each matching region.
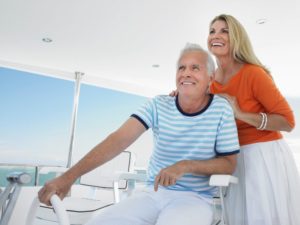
[1,0,300,97]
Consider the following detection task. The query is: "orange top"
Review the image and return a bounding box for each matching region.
[210,64,295,146]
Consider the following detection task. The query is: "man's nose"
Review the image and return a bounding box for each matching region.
[183,70,192,77]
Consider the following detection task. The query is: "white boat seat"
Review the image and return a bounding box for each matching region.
[32,151,138,225]
[209,174,238,225]
[37,197,113,224]
[26,152,238,225]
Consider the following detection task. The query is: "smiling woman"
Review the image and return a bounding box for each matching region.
[208,14,300,225]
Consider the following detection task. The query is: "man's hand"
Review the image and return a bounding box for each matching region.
[38,175,73,206]
[154,161,186,191]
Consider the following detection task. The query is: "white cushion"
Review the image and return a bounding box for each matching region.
[36,197,114,225]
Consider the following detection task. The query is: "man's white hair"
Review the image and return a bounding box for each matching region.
[177,43,215,76]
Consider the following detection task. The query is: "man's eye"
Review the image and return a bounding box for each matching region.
[193,66,200,71]
[178,66,185,71]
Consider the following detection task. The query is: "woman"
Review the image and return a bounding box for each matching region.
[208,14,300,225]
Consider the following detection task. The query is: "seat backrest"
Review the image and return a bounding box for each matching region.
[79,151,133,189]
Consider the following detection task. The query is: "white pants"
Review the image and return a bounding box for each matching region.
[86,187,213,225]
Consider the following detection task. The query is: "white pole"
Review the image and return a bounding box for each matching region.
[67,71,84,168]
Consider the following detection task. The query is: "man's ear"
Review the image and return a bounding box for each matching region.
[208,75,213,86]
[206,76,213,94]
[211,72,216,81]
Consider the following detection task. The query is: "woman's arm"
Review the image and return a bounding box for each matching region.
[219,93,293,132]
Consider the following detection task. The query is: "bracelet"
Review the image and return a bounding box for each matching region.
[257,112,266,130]
[257,112,267,130]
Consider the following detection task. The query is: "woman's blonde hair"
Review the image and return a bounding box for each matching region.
[210,14,270,74]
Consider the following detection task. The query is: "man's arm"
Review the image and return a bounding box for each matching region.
[154,154,237,191]
[38,117,146,205]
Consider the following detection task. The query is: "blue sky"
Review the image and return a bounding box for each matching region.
[0,67,148,166]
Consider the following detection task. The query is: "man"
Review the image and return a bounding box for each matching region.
[39,43,239,225]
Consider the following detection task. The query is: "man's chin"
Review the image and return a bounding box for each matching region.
[178,90,194,97]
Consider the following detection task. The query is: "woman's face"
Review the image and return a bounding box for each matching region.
[207,20,230,58]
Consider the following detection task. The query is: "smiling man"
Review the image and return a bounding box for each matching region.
[38,43,240,225]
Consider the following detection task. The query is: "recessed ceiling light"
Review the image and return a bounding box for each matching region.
[152,64,160,68]
[256,19,267,25]
[42,37,53,43]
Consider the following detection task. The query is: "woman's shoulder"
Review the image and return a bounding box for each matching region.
[241,64,276,95]
[242,64,272,81]
[243,64,267,74]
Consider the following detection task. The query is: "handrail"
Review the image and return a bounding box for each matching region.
[0,172,31,225]
[26,194,70,225]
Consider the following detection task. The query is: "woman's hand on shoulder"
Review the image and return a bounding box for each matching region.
[218,93,242,118]
[169,89,178,97]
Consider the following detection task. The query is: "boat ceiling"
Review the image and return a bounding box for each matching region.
[0,0,299,97]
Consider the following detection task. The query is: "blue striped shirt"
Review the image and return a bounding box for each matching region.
[131,94,239,197]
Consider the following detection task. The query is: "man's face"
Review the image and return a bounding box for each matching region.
[176,51,211,97]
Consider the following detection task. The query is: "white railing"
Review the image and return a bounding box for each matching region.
[26,195,70,225]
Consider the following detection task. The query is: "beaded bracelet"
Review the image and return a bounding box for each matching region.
[257,112,267,130]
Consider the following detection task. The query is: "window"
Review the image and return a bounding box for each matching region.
[0,67,151,186]
[73,83,150,165]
